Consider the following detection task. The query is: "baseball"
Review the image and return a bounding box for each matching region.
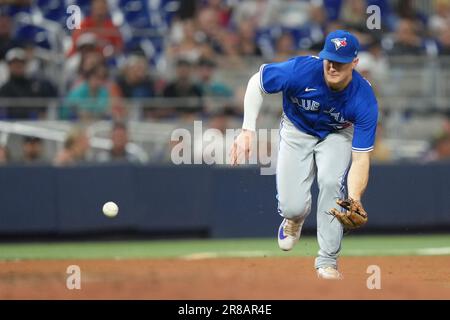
[102,201,119,218]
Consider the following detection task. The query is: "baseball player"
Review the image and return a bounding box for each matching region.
[230,30,378,279]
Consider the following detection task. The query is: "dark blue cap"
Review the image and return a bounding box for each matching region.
[319,30,360,63]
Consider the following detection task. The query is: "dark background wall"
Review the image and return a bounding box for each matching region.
[0,164,449,238]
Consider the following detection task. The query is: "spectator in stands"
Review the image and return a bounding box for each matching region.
[302,20,346,56]
[97,64,124,121]
[197,57,234,114]
[356,52,377,84]
[264,0,311,29]
[197,58,232,98]
[117,55,156,99]
[356,50,389,112]
[429,0,450,36]
[388,19,425,56]
[423,132,450,162]
[231,0,271,29]
[53,127,90,166]
[196,7,226,55]
[201,0,233,28]
[219,31,243,66]
[73,51,105,89]
[207,106,241,134]
[0,48,57,119]
[339,0,367,31]
[64,33,99,90]
[20,136,45,164]
[396,0,428,30]
[176,0,198,20]
[0,10,21,61]
[436,23,450,56]
[195,107,240,166]
[0,144,9,165]
[443,114,450,135]
[235,20,262,57]
[96,122,142,163]
[273,33,297,62]
[168,19,204,65]
[365,39,389,84]
[61,65,110,121]
[70,0,123,59]
[19,42,52,82]
[371,122,392,163]
[117,55,158,119]
[219,20,261,67]
[296,2,327,52]
[339,3,384,48]
[162,59,203,119]
[65,52,113,115]
[0,9,22,86]
[366,0,396,31]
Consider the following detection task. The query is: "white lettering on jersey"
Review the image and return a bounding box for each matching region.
[324,107,352,129]
[291,97,320,111]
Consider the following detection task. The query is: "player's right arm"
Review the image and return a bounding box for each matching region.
[230,71,264,165]
[230,58,298,165]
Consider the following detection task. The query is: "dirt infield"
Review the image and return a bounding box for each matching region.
[0,256,449,299]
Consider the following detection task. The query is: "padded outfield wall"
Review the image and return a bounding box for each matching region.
[0,164,449,237]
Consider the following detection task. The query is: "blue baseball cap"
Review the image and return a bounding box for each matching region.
[319,30,360,63]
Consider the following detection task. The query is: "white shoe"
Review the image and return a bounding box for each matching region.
[277,218,303,251]
[316,266,342,280]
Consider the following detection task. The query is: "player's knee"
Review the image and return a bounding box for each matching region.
[318,176,341,193]
[279,199,311,220]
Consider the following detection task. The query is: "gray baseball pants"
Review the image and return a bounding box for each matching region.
[276,114,353,269]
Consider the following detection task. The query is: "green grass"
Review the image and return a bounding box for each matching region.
[0,235,449,261]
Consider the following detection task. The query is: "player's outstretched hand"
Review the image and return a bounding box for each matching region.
[329,198,368,229]
[230,129,255,166]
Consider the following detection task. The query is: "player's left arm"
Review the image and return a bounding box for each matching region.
[347,151,370,201]
[330,85,378,228]
[347,90,378,202]
[330,101,376,229]
[331,150,371,229]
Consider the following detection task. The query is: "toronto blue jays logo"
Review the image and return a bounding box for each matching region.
[331,37,347,50]
[324,107,351,130]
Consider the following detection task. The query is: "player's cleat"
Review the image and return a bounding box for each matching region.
[278,218,303,251]
[316,266,342,280]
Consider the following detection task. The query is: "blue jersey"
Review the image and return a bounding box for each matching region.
[260,55,378,152]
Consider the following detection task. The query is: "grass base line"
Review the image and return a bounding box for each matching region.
[179,247,450,260]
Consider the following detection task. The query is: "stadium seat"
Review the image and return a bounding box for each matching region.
[74,0,92,16]
[160,0,180,26]
[14,24,53,50]
[255,27,282,58]
[323,0,342,21]
[35,0,67,25]
[1,4,32,17]
[124,35,165,67]
[119,0,152,29]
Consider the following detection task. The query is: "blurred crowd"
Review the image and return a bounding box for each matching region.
[0,121,144,165]
[0,0,449,164]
